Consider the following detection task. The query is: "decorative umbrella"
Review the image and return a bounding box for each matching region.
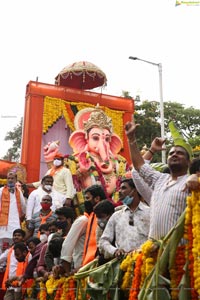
[55,61,107,90]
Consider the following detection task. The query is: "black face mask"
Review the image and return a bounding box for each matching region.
[56,221,68,230]
[84,201,93,214]
[17,257,25,262]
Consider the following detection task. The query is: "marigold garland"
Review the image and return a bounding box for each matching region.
[67,152,128,204]
[190,191,200,296]
[42,97,125,143]
[184,192,199,299]
[169,245,186,300]
[129,252,143,300]
[139,240,158,289]
[120,251,139,291]
[38,281,47,300]
[0,179,7,186]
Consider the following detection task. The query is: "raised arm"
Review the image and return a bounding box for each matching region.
[143,137,166,161]
[125,121,145,171]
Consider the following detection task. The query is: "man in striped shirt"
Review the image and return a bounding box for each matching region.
[125,120,190,240]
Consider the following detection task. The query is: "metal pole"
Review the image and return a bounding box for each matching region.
[158,63,166,163]
[129,56,166,163]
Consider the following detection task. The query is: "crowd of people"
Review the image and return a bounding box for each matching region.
[0,118,200,300]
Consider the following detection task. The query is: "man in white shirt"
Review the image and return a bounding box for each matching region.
[99,178,150,258]
[26,175,66,226]
[28,154,76,206]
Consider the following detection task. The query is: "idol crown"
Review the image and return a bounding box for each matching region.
[83,109,113,133]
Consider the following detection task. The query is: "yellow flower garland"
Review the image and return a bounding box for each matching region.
[42,97,125,144]
[39,281,47,300]
[190,190,200,295]
[120,251,139,291]
[45,275,65,295]
[185,189,200,297]
[140,240,157,288]
[0,179,7,185]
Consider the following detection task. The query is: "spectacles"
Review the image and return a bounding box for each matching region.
[129,211,134,226]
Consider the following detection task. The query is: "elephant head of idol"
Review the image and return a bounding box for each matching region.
[69,106,123,174]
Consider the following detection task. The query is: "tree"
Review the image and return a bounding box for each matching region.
[122,91,200,161]
[2,118,23,161]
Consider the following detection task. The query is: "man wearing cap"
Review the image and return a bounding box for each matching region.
[29,154,75,207]
[125,118,191,241]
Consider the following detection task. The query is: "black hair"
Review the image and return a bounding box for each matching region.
[41,175,54,184]
[13,228,26,238]
[189,158,200,174]
[41,194,52,202]
[120,178,135,189]
[39,223,49,232]
[93,200,115,217]
[14,242,28,253]
[26,237,41,246]
[16,180,29,198]
[84,184,107,200]
[47,220,58,228]
[48,236,64,258]
[55,206,75,223]
[7,172,17,180]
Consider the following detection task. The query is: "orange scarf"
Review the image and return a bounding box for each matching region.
[37,210,53,238]
[0,186,22,226]
[82,212,97,266]
[49,166,63,177]
[2,247,30,290]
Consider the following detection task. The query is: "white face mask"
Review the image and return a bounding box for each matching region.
[40,233,48,243]
[53,159,62,167]
[44,185,52,191]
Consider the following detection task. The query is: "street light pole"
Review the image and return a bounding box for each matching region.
[129,56,166,163]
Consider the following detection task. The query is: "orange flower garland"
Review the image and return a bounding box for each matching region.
[60,276,76,300]
[129,252,143,300]
[184,193,199,300]
[169,245,186,300]
[38,281,47,300]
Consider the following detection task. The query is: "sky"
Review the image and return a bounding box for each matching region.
[0,0,200,158]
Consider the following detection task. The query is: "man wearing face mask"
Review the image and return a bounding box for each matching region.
[51,185,107,278]
[93,200,115,265]
[25,195,57,240]
[26,175,66,226]
[99,178,150,259]
[44,206,75,274]
[28,153,75,207]
[81,185,107,266]
[0,172,26,251]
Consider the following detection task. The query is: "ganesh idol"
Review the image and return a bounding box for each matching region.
[66,106,130,204]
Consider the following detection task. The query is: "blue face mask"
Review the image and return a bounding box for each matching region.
[122,196,134,206]
[7,182,15,189]
[97,218,108,230]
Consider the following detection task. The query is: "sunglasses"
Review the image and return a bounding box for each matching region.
[129,211,134,226]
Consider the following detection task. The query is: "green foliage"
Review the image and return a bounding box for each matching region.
[2,118,23,161]
[134,100,161,162]
[122,92,200,162]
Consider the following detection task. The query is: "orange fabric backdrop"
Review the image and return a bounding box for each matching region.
[21,81,134,183]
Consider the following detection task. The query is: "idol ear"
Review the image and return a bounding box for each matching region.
[69,130,87,153]
[110,133,123,155]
